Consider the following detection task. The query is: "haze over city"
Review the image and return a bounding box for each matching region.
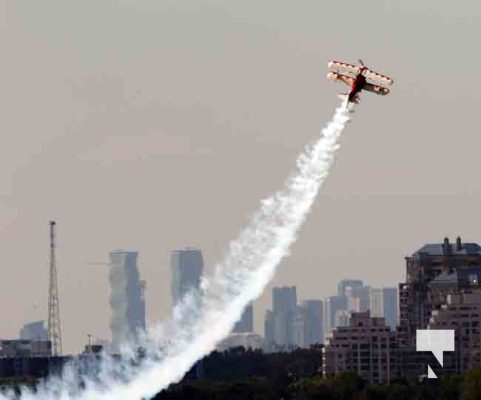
[1,0,481,359]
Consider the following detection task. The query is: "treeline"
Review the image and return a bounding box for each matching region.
[2,347,481,399]
[155,347,481,400]
[157,370,481,400]
[193,347,322,383]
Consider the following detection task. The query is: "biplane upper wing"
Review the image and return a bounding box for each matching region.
[363,82,390,95]
[328,60,358,75]
[327,72,354,86]
[363,69,393,86]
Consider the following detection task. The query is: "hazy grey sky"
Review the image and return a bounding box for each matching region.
[1,0,481,353]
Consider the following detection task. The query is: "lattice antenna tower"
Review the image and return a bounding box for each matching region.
[48,220,63,356]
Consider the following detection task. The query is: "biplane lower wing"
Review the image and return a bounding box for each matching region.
[327,72,354,86]
[363,83,390,95]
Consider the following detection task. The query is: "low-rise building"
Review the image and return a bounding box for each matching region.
[0,340,51,358]
[323,311,398,384]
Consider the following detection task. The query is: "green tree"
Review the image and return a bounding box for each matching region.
[288,375,335,400]
[361,383,411,400]
[437,374,462,400]
[461,368,481,400]
[414,380,439,400]
[327,371,365,400]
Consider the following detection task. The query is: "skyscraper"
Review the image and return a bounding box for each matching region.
[20,321,48,341]
[337,279,364,297]
[170,248,204,307]
[398,236,481,346]
[323,295,347,339]
[293,300,323,348]
[334,309,350,328]
[272,286,297,314]
[395,237,481,380]
[139,279,147,329]
[109,250,146,351]
[264,310,275,351]
[369,288,384,318]
[325,279,369,339]
[233,302,254,333]
[343,282,370,313]
[271,286,297,348]
[381,287,398,329]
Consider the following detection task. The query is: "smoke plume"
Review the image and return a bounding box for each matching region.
[1,103,352,400]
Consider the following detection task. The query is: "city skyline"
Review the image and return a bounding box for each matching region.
[6,234,481,383]
[2,239,402,352]
[0,239,447,351]
[2,1,481,353]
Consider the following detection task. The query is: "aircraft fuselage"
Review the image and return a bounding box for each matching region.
[348,70,367,103]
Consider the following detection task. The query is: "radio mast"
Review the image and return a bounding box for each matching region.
[48,220,63,356]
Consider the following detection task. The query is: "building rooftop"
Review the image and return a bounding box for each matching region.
[172,247,202,253]
[110,249,138,255]
[412,237,481,258]
[429,267,481,286]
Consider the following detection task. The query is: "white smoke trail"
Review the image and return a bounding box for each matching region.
[0,103,351,400]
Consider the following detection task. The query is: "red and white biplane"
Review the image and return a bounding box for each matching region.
[327,59,393,108]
